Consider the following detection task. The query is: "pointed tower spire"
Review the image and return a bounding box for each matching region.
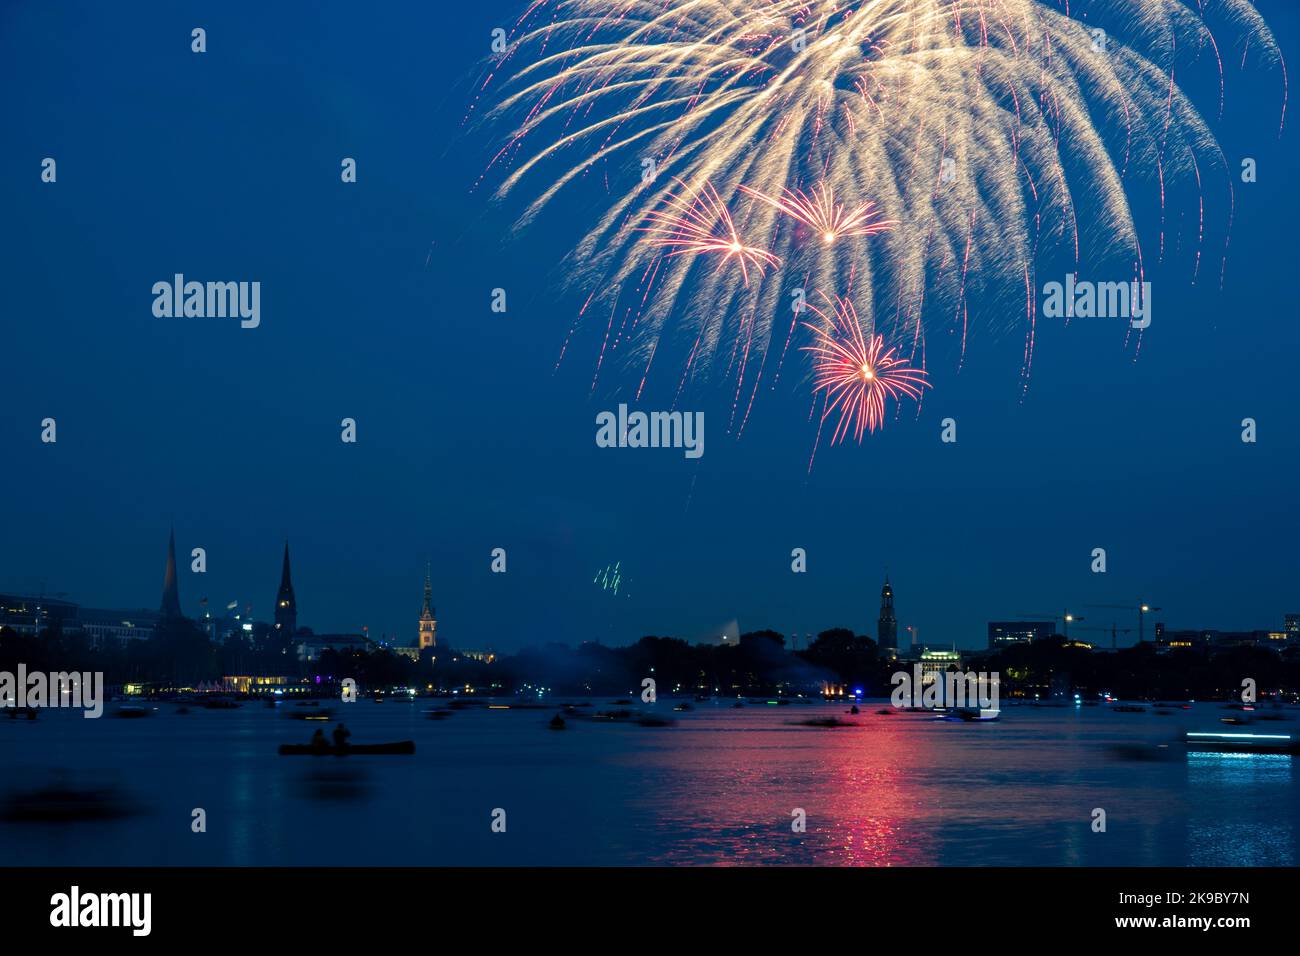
[159,528,183,619]
[274,541,297,636]
[877,573,897,657]
[418,564,437,650]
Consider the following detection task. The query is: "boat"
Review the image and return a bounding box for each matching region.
[939,707,1001,722]
[278,740,416,756]
[2,783,134,822]
[848,705,860,715]
[1110,742,1179,762]
[673,702,694,712]
[113,705,151,718]
[424,708,453,720]
[4,707,37,720]
[635,716,675,727]
[1183,731,1299,755]
[201,697,241,710]
[1113,704,1147,713]
[549,714,566,730]
[285,708,335,720]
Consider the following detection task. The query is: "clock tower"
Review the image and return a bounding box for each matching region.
[418,566,437,650]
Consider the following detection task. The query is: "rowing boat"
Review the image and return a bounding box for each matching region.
[278,741,415,756]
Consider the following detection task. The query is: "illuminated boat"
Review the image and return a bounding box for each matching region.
[938,707,1001,722]
[1183,731,1298,754]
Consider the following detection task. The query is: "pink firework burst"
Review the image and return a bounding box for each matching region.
[642,178,779,285]
[741,182,899,245]
[802,294,929,443]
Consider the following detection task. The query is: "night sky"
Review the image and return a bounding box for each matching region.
[3,1,1297,652]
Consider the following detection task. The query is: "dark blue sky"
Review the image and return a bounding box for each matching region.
[3,1,1297,652]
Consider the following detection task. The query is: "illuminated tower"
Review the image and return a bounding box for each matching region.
[159,528,183,619]
[274,541,297,636]
[877,574,897,657]
[418,566,437,649]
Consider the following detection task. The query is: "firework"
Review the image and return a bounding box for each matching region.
[595,561,624,595]
[803,294,930,443]
[642,178,780,285]
[740,183,898,246]
[482,0,1282,398]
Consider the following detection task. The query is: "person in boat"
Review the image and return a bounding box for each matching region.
[310,728,328,750]
[332,722,351,750]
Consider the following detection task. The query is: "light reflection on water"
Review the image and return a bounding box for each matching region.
[1,701,1295,866]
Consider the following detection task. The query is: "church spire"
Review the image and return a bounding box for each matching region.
[275,541,297,636]
[422,563,433,616]
[877,573,897,656]
[159,528,182,619]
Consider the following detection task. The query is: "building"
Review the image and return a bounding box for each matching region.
[1286,614,1300,634]
[222,675,307,696]
[159,528,183,620]
[917,646,962,680]
[877,576,897,658]
[296,632,372,662]
[274,542,297,637]
[1151,624,1289,650]
[1211,630,1284,648]
[80,608,159,643]
[0,593,79,636]
[0,594,158,644]
[418,566,437,650]
[987,621,1053,649]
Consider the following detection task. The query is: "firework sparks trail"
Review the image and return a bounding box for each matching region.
[594,561,623,595]
[802,293,931,445]
[740,182,899,245]
[642,178,780,285]
[479,0,1284,435]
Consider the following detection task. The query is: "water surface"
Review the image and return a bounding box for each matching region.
[3,700,1294,866]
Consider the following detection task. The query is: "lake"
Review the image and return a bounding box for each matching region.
[3,699,1295,866]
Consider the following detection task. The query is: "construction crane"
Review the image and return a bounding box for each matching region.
[1016,610,1085,639]
[1072,623,1132,650]
[1086,602,1161,643]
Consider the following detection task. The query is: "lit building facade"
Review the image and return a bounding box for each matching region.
[987,621,1053,649]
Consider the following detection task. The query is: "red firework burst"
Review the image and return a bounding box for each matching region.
[642,178,779,284]
[741,182,898,245]
[802,294,929,442]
